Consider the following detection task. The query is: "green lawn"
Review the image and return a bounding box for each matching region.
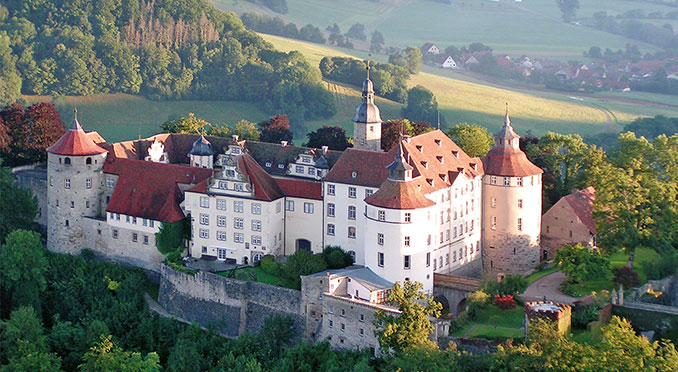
[213,0,662,56]
[219,266,298,289]
[633,246,661,283]
[451,305,524,339]
[524,267,558,286]
[467,324,524,339]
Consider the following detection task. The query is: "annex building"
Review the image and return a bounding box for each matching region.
[41,68,544,352]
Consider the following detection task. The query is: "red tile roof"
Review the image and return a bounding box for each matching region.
[104,157,214,222]
[564,186,596,233]
[323,148,395,187]
[275,178,322,200]
[365,180,435,209]
[47,121,108,156]
[186,154,285,202]
[482,147,542,177]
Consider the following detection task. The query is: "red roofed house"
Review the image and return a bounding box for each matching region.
[540,187,596,261]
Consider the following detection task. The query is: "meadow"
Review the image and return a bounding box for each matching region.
[213,0,666,57]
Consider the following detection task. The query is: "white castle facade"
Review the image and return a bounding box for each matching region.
[45,70,543,298]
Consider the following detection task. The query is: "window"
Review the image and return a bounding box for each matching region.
[378,233,384,245]
[285,200,294,211]
[348,226,356,239]
[504,177,510,186]
[329,320,333,328]
[200,214,209,225]
[132,233,138,242]
[200,197,209,208]
[405,213,411,223]
[143,219,147,227]
[251,203,261,214]
[234,218,244,229]
[304,202,314,214]
[295,165,304,174]
[64,179,71,189]
[446,229,450,241]
[365,189,373,198]
[217,199,227,210]
[199,229,209,239]
[107,177,115,188]
[440,232,444,243]
[70,201,74,208]
[404,236,410,246]
[404,255,411,269]
[546,225,550,234]
[217,216,226,227]
[234,201,244,213]
[348,206,356,220]
[427,235,431,245]
[219,181,227,189]
[86,201,90,208]
[426,252,431,267]
[251,220,261,231]
[202,246,207,253]
[112,229,118,239]
[348,187,356,198]
[360,328,364,336]
[308,168,315,176]
[234,184,244,191]
[252,236,262,245]
[234,233,244,243]
[327,224,335,235]
[378,210,385,221]
[446,253,450,265]
[491,216,497,230]
[64,157,71,165]
[276,202,281,213]
[327,184,335,195]
[378,252,384,267]
[341,308,346,316]
[440,211,444,224]
[490,176,496,185]
[453,251,457,262]
[491,198,497,208]
[434,258,437,269]
[518,199,523,208]
[454,227,457,238]
[217,231,227,241]
[86,178,92,189]
[517,218,523,231]
[327,203,335,217]
[517,177,523,186]
[143,235,149,245]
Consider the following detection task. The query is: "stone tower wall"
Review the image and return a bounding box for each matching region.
[353,122,381,152]
[47,152,107,254]
[482,174,541,274]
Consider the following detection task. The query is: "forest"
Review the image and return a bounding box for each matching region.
[0,0,335,131]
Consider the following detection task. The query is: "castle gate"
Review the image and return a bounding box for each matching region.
[433,273,482,317]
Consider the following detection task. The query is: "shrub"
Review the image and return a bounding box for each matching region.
[322,246,353,269]
[572,305,599,329]
[483,274,528,297]
[613,267,641,288]
[448,312,469,333]
[466,290,490,320]
[260,255,280,275]
[493,295,516,310]
[285,250,328,288]
[641,252,678,280]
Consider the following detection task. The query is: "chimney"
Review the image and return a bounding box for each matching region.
[281,141,288,147]
[232,135,239,142]
[321,145,328,155]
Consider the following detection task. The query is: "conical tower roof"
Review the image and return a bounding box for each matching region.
[189,134,214,156]
[493,103,520,140]
[353,62,382,125]
[47,109,107,156]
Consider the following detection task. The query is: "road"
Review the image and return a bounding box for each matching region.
[520,271,578,305]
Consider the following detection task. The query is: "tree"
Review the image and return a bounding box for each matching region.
[370,31,384,53]
[233,119,260,141]
[304,125,350,150]
[0,230,47,311]
[1,306,49,360]
[24,103,65,162]
[321,246,354,269]
[284,249,327,288]
[403,47,422,74]
[161,113,210,134]
[0,164,38,243]
[258,115,293,144]
[447,123,493,157]
[346,23,366,41]
[256,314,297,358]
[623,115,678,140]
[374,281,442,355]
[79,335,160,372]
[380,118,432,151]
[556,0,580,23]
[555,243,611,284]
[401,85,443,126]
[0,31,21,105]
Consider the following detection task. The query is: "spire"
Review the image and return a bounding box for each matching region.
[387,138,413,181]
[361,61,375,103]
[504,102,511,127]
[493,103,520,148]
[71,108,83,131]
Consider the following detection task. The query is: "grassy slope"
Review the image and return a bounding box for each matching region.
[212,0,667,56]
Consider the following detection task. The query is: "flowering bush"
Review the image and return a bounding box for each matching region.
[494,294,516,310]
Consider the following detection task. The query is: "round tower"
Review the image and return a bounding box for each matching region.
[364,141,437,292]
[482,105,543,275]
[188,134,214,168]
[353,63,382,152]
[46,110,108,254]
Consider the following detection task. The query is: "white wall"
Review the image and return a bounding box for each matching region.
[283,197,324,255]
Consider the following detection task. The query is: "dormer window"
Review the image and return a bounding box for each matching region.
[225,169,236,178]
[426,178,434,186]
[436,156,443,163]
[302,156,311,164]
[218,181,227,189]
[439,174,447,182]
[470,163,477,171]
[278,164,284,169]
[416,145,423,152]
[421,161,428,168]
[232,148,241,154]
[452,151,459,158]
[434,139,441,146]
[265,162,272,167]
[351,172,357,178]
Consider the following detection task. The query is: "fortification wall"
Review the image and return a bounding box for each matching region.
[158,264,304,338]
[12,165,48,229]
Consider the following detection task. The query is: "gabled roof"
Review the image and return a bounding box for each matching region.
[323,148,395,187]
[275,178,322,200]
[104,158,214,222]
[245,141,342,177]
[47,117,108,156]
[563,186,596,233]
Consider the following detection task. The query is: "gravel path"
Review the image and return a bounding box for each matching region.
[520,271,578,305]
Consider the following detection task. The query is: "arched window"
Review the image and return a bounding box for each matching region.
[86,157,92,165]
[64,157,71,165]
[59,158,62,164]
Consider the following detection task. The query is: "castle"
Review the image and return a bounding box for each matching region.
[42,68,543,351]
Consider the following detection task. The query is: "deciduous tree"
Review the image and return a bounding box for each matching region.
[401,86,443,126]
[161,113,210,134]
[447,123,493,157]
[0,167,37,243]
[79,335,160,372]
[304,125,350,150]
[258,115,293,144]
[0,230,46,311]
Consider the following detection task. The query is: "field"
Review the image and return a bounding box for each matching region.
[213,0,669,57]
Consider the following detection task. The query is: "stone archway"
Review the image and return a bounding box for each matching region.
[434,295,451,314]
[457,298,468,315]
[296,239,311,252]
